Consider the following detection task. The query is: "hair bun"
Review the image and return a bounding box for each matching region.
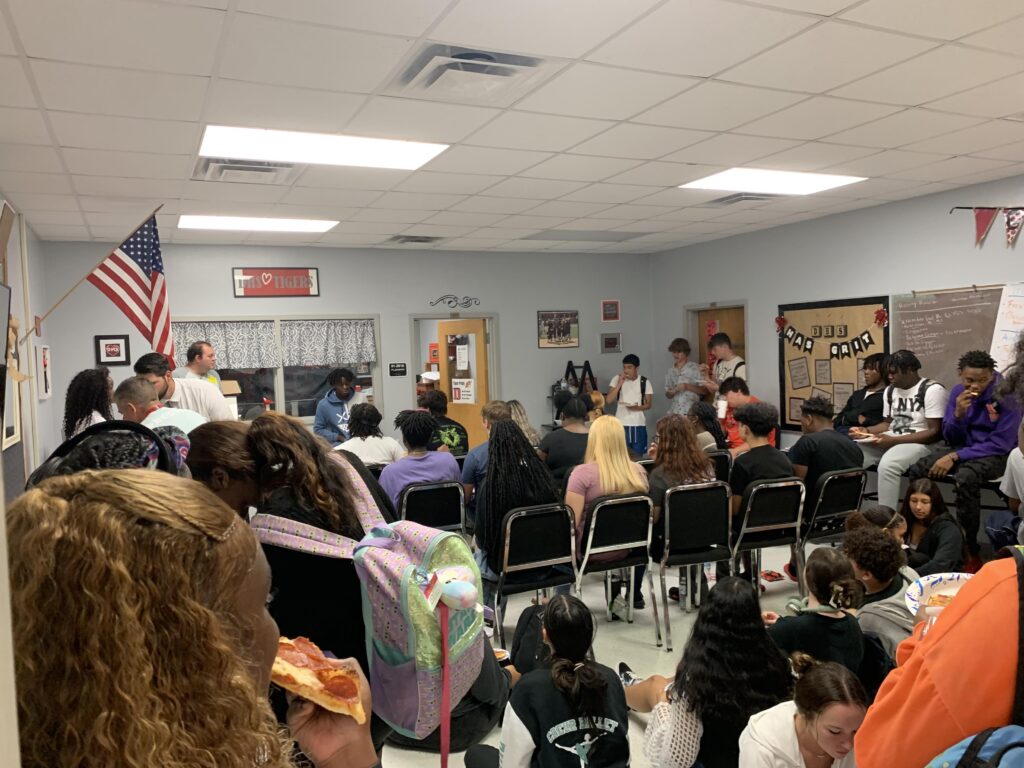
[790,652,819,677]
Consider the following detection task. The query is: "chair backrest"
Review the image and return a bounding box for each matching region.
[706,449,732,483]
[582,494,653,557]
[805,469,866,542]
[637,458,655,475]
[366,464,385,480]
[663,481,732,564]
[499,504,576,575]
[398,481,465,531]
[735,477,805,552]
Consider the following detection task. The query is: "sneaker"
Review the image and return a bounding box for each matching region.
[618,662,641,688]
[633,594,646,610]
[668,586,680,602]
[783,563,799,582]
[610,595,628,620]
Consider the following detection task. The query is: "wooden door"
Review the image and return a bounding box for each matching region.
[696,306,746,366]
[437,318,490,448]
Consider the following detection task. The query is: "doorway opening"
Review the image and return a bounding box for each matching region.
[690,304,747,372]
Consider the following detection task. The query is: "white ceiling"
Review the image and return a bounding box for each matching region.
[1,0,1024,253]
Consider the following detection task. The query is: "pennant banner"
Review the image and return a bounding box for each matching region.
[779,321,877,360]
[1006,208,1024,248]
[975,207,1000,247]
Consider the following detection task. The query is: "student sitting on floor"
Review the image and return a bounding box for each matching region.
[618,577,792,768]
[763,547,865,674]
[900,477,965,576]
[844,504,908,543]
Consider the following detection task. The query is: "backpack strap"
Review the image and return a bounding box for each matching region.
[1010,546,1024,724]
[640,376,648,400]
[327,450,387,533]
[251,514,358,559]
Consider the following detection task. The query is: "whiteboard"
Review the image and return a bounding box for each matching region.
[990,283,1024,373]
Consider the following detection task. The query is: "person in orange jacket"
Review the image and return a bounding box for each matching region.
[854,555,1019,768]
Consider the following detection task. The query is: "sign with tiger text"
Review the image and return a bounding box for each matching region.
[232,267,320,298]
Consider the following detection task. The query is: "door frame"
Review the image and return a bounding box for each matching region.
[685,300,749,367]
[409,312,502,404]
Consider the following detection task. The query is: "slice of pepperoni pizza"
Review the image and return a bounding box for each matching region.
[271,636,366,724]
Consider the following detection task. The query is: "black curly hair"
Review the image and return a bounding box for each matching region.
[800,396,834,421]
[348,403,383,439]
[843,525,906,583]
[958,349,996,372]
[734,402,778,437]
[62,367,113,440]
[690,402,729,450]
[674,577,791,724]
[887,349,921,374]
[394,410,437,449]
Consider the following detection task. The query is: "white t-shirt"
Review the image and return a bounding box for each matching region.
[142,405,208,435]
[610,374,648,427]
[739,701,857,768]
[882,378,948,435]
[165,377,235,422]
[338,435,405,467]
[714,355,747,383]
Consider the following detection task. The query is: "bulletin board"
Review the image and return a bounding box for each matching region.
[778,296,889,431]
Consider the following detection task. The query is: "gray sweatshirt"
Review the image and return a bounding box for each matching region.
[856,566,919,658]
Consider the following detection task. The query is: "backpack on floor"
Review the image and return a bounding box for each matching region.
[251,454,484,764]
[925,546,1024,767]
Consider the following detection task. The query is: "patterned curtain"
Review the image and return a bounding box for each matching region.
[171,321,279,369]
[279,319,377,366]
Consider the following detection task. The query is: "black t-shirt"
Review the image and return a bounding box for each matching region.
[730,445,793,498]
[787,429,863,496]
[768,612,864,672]
[539,428,589,480]
[428,415,469,456]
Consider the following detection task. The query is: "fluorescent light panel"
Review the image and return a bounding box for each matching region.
[681,167,866,195]
[178,215,337,233]
[199,125,448,170]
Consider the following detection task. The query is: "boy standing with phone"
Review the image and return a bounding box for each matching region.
[607,353,653,457]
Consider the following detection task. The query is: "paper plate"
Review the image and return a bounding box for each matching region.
[904,572,972,615]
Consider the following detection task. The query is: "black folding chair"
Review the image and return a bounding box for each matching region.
[491,503,577,647]
[653,481,732,651]
[707,449,733,483]
[795,469,866,596]
[576,494,654,627]
[397,481,465,532]
[732,477,805,594]
[637,459,655,475]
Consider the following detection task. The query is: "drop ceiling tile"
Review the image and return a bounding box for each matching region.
[0,108,51,146]
[448,197,542,214]
[519,200,614,218]
[824,108,983,148]
[423,146,553,175]
[545,241,608,252]
[724,23,936,93]
[174,200,277,217]
[272,204,359,220]
[518,154,643,182]
[0,145,62,173]
[650,208,721,223]
[206,79,365,132]
[72,176,186,198]
[609,219,673,233]
[77,195,168,213]
[662,134,802,165]
[869,181,958,201]
[569,124,713,160]
[738,97,901,140]
[902,120,1024,154]
[49,112,200,154]
[442,238,513,250]
[423,211,507,227]
[85,211,170,228]
[20,210,85,227]
[637,81,807,132]
[947,163,1024,186]
[0,14,14,55]
[885,155,1014,182]
[395,172,504,195]
[33,61,209,121]
[961,16,1024,57]
[926,72,1024,119]
[605,161,723,186]
[431,0,661,58]
[517,63,697,120]
[831,47,1024,106]
[372,191,468,210]
[314,229,392,244]
[469,228,542,240]
[747,142,878,171]
[598,204,678,220]
[221,13,413,93]
[345,97,500,143]
[10,0,224,75]
[589,0,816,77]
[61,149,191,179]
[281,187,383,207]
[491,215,574,229]
[634,187,744,207]
[295,166,411,191]
[0,172,72,194]
[351,208,434,224]
[324,221,404,235]
[183,180,288,203]
[975,140,1024,162]
[237,0,449,36]
[0,57,34,109]
[244,232,320,245]
[839,0,1024,40]
[744,0,860,13]
[707,208,792,224]
[825,176,923,198]
[465,112,613,152]
[483,177,588,199]
[32,225,91,240]
[554,217,625,231]
[399,224,477,238]
[821,149,949,176]
[560,183,659,204]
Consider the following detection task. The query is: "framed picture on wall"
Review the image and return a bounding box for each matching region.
[94,334,131,366]
[537,310,579,349]
[35,344,51,400]
[601,299,620,322]
[601,332,621,353]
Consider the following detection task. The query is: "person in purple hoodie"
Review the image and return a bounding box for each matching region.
[378,409,461,507]
[909,350,1022,562]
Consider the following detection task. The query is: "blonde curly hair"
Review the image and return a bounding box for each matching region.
[9,469,292,768]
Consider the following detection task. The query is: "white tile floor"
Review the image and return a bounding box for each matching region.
[381,545,802,768]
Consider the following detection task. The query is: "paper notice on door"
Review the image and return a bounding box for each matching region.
[452,378,475,404]
[456,344,469,370]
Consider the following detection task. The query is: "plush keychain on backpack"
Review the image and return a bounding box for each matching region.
[430,565,480,611]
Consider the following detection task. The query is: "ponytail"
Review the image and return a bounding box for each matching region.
[803,547,864,611]
[550,658,608,721]
[791,653,867,718]
[543,595,608,720]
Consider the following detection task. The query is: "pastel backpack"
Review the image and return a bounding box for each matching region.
[251,454,484,762]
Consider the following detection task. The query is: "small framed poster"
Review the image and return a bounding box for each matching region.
[537,310,580,349]
[94,334,130,366]
[601,299,620,322]
[35,344,51,400]
[232,267,320,298]
[601,332,622,354]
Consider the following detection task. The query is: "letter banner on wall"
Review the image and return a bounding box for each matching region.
[232,267,320,298]
[777,296,889,431]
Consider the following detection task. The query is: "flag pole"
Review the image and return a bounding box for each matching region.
[19,203,164,345]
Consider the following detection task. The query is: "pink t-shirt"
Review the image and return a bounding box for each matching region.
[567,461,650,563]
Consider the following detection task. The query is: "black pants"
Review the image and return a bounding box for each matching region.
[908,449,1007,556]
[464,744,499,768]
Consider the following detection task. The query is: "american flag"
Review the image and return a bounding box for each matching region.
[87,216,174,362]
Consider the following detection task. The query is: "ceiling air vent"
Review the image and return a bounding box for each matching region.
[387,235,446,245]
[192,157,304,185]
[701,192,786,207]
[386,44,557,107]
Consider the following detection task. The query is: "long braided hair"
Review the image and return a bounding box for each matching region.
[62,367,113,439]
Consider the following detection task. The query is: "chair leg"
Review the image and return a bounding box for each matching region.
[795,543,808,599]
[660,566,673,652]
[494,592,505,649]
[604,572,613,622]
[648,566,662,648]
[626,567,635,624]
